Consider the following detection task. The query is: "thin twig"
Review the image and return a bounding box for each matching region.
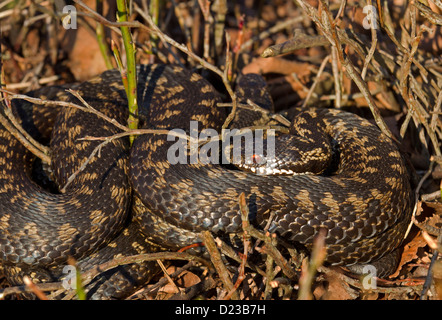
[213,0,227,56]
[2,89,129,132]
[0,281,63,299]
[202,230,239,300]
[297,228,327,300]
[130,261,197,298]
[261,31,330,58]
[241,16,305,53]
[218,101,291,127]
[414,1,442,25]
[343,57,396,142]
[238,193,297,280]
[62,251,212,300]
[0,104,51,164]
[157,259,180,294]
[213,236,266,277]
[133,4,238,129]
[61,128,196,192]
[197,0,213,62]
[4,75,61,90]
[73,0,149,30]
[330,46,341,108]
[361,0,378,80]
[301,54,330,109]
[23,276,49,300]
[95,0,113,70]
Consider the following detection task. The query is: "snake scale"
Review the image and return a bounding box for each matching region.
[0,64,413,299]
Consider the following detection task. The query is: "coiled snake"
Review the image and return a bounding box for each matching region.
[0,64,413,298]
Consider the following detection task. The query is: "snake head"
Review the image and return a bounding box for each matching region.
[228,133,333,176]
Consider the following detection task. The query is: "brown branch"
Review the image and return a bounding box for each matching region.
[261,28,367,60]
[0,87,51,165]
[238,193,297,280]
[64,251,212,300]
[22,276,49,300]
[414,1,442,25]
[2,89,129,132]
[73,0,149,30]
[66,89,130,132]
[4,75,61,90]
[343,57,396,142]
[133,4,238,129]
[61,128,197,193]
[197,0,213,62]
[297,228,327,300]
[0,106,51,165]
[0,281,63,299]
[293,0,396,141]
[361,0,378,80]
[202,230,240,300]
[130,261,196,298]
[241,16,305,53]
[301,54,330,109]
[261,31,330,58]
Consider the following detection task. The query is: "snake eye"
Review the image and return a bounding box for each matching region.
[251,154,262,165]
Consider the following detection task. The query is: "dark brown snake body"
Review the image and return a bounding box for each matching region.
[0,64,413,298]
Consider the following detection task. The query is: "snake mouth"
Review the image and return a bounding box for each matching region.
[237,161,314,176]
[246,166,299,175]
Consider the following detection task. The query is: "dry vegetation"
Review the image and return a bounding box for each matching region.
[0,0,441,300]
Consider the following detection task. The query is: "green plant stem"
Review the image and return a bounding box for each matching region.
[111,41,129,95]
[149,0,160,48]
[96,23,113,70]
[95,0,113,69]
[116,0,138,145]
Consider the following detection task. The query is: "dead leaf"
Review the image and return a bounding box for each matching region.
[390,231,428,278]
[313,270,358,300]
[242,57,312,80]
[165,266,201,289]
